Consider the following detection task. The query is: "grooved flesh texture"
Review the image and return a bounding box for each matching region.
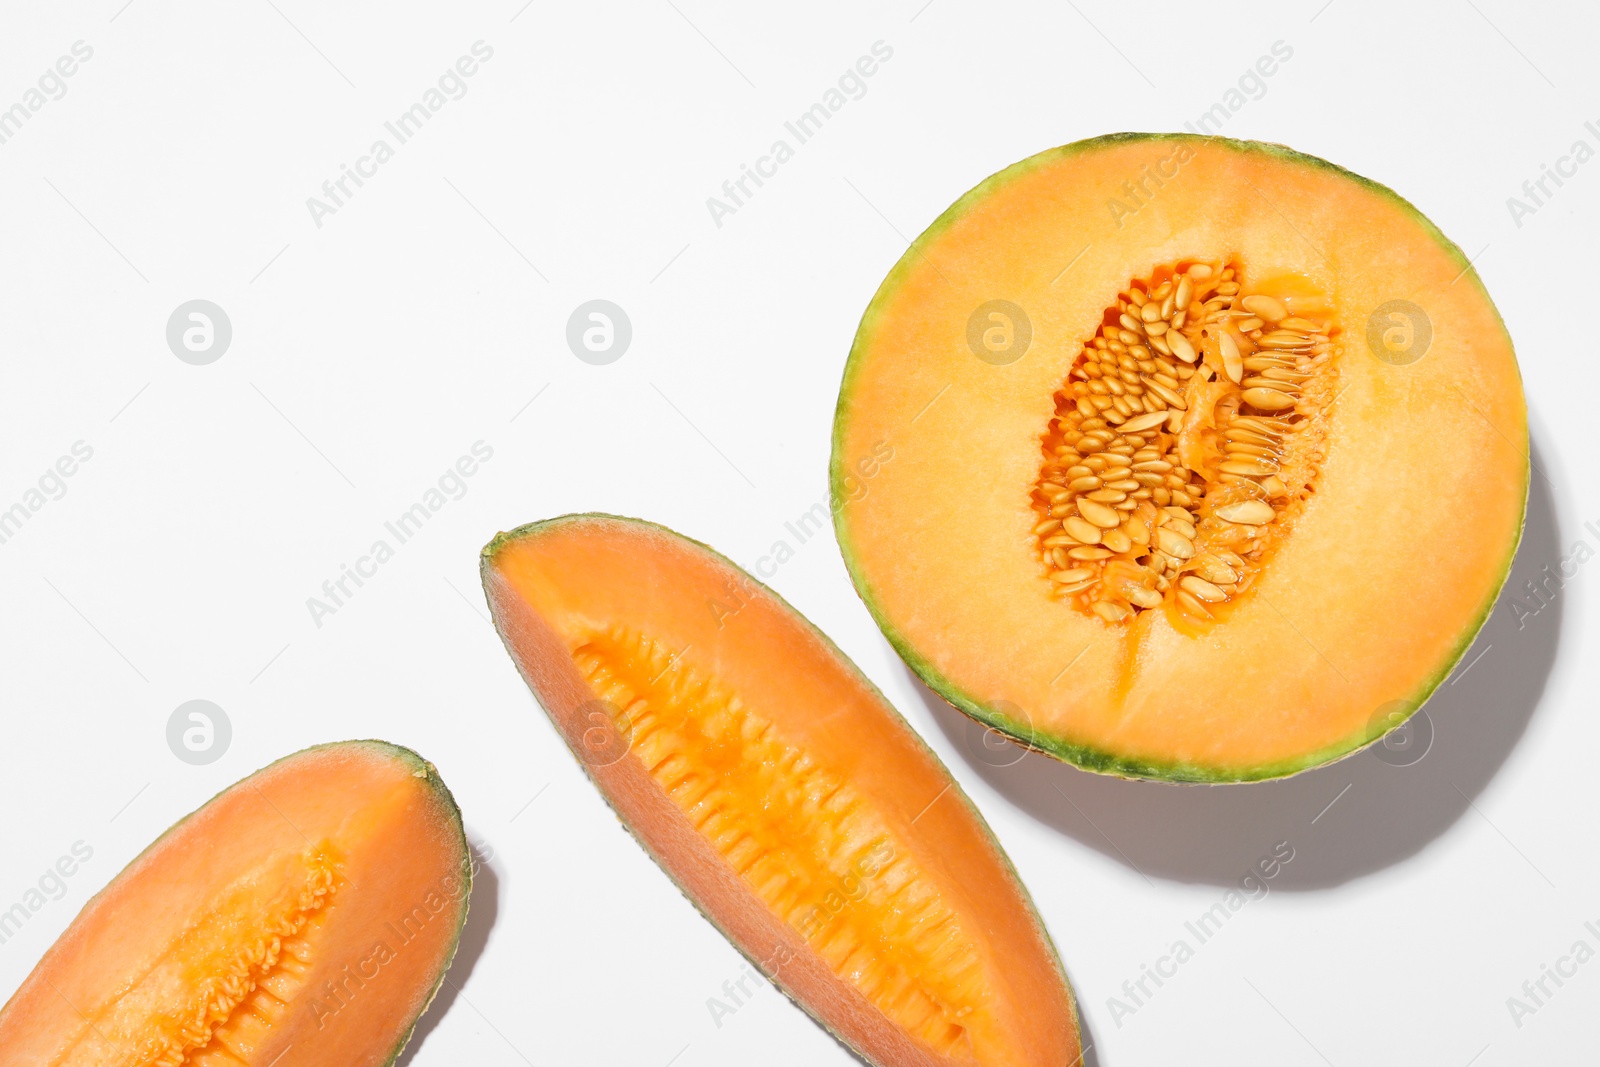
[52,848,338,1067]
[577,626,987,1059]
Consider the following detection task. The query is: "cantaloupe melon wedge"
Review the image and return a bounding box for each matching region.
[482,515,1080,1067]
[0,741,471,1067]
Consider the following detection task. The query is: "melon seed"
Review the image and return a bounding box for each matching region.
[1156,528,1195,559]
[1064,517,1103,544]
[1258,330,1312,349]
[1219,458,1279,478]
[1094,601,1130,622]
[1141,376,1187,408]
[1241,387,1297,411]
[1215,500,1276,525]
[1180,575,1228,603]
[1120,410,1168,433]
[1194,556,1238,584]
[1174,276,1193,311]
[1166,331,1198,363]
[1077,499,1121,528]
[1218,329,1244,384]
[1127,586,1163,609]
[1176,589,1213,619]
[1240,294,1288,322]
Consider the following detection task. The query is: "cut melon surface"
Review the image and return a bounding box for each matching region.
[0,740,471,1067]
[832,134,1527,782]
[482,514,1080,1067]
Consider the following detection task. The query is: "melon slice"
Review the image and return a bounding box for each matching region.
[482,514,1080,1067]
[0,741,471,1066]
[831,134,1527,782]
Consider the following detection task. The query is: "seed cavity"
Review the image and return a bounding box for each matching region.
[56,846,339,1067]
[1030,260,1339,629]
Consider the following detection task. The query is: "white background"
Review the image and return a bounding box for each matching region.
[0,1,1595,1064]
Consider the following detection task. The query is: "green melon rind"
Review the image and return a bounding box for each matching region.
[829,132,1529,784]
[368,741,474,1067]
[481,513,1084,1064]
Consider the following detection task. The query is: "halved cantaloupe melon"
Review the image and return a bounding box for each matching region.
[482,515,1079,1067]
[832,134,1527,782]
[0,740,471,1066]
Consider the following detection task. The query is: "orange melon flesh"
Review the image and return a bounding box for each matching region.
[482,515,1079,1067]
[0,741,471,1067]
[832,134,1528,781]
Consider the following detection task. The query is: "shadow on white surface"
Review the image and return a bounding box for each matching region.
[915,444,1562,890]
[1074,1002,1103,1067]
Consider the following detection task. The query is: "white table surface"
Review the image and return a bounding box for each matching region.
[0,2,1593,1064]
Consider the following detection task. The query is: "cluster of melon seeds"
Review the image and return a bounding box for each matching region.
[1030,261,1338,628]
